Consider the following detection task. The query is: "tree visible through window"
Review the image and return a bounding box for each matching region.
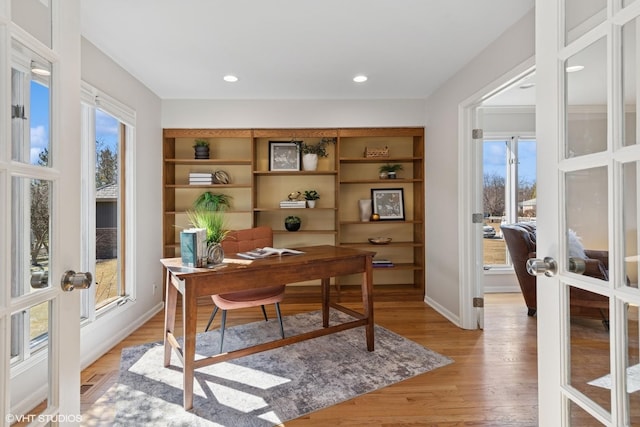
[483,138,537,266]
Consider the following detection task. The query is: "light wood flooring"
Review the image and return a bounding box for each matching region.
[80,292,540,426]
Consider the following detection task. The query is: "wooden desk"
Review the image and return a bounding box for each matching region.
[161,245,375,410]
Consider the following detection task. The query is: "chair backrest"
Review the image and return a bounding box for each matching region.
[500,222,538,310]
[221,226,273,254]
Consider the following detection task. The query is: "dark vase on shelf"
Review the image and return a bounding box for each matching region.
[285,216,301,232]
[194,146,210,159]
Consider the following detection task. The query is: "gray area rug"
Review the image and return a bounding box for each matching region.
[114,309,453,426]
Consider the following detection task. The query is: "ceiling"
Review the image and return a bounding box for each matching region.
[80,0,534,101]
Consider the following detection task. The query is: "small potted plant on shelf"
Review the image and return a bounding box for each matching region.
[193,192,232,211]
[284,215,301,232]
[378,163,403,179]
[193,139,210,160]
[295,137,336,171]
[303,190,320,208]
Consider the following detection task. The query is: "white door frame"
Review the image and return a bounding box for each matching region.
[458,57,535,330]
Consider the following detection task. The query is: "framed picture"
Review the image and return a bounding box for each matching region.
[269,141,301,171]
[371,188,405,220]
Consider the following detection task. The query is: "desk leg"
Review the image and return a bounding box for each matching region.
[362,255,374,351]
[321,277,330,327]
[182,286,197,410]
[164,271,177,367]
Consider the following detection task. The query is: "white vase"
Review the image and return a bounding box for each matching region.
[307,200,316,208]
[359,199,372,222]
[302,153,318,171]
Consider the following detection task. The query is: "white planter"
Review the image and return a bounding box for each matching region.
[302,153,319,171]
[307,200,316,208]
[358,199,372,222]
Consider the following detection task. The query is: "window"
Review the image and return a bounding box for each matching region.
[483,137,537,267]
[81,84,135,319]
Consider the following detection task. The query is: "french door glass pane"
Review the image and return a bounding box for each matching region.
[565,167,609,281]
[622,17,638,147]
[10,301,50,420]
[11,40,51,166]
[569,399,606,426]
[12,177,51,298]
[626,303,640,425]
[623,162,639,288]
[566,37,608,158]
[569,289,611,414]
[565,0,606,45]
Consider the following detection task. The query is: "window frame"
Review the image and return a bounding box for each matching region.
[80,82,136,322]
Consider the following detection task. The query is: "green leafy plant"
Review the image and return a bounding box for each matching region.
[285,215,301,224]
[303,190,320,200]
[193,192,231,211]
[378,163,404,173]
[294,137,336,158]
[193,139,209,148]
[185,209,229,244]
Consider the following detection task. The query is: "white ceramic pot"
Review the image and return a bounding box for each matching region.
[302,153,318,171]
[307,200,316,208]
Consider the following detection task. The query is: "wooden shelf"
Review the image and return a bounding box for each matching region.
[165,158,251,165]
[163,127,424,297]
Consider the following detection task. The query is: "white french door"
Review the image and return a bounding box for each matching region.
[1,1,82,425]
[536,0,640,424]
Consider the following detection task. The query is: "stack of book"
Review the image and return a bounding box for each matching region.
[180,228,207,267]
[189,172,213,185]
[279,200,306,208]
[372,259,394,268]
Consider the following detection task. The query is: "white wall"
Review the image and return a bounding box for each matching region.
[79,38,164,367]
[424,10,535,322]
[162,99,426,129]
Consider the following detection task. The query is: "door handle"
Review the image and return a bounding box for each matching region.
[61,270,93,292]
[568,257,586,275]
[526,257,558,277]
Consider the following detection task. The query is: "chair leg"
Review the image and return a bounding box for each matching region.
[275,302,284,339]
[205,306,219,332]
[260,304,268,321]
[219,310,227,354]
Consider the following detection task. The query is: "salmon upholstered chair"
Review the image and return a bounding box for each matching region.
[204,226,285,352]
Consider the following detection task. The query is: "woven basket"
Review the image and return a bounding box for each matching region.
[364,146,389,158]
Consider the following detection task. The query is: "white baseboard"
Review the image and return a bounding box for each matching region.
[424,295,462,328]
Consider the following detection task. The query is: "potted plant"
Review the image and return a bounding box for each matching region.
[295,137,336,171]
[185,209,229,265]
[193,192,232,211]
[284,215,301,232]
[378,163,404,179]
[303,190,320,208]
[193,139,210,159]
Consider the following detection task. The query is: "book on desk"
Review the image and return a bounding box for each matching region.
[236,247,304,260]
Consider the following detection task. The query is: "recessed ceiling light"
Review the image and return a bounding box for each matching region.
[223,75,238,82]
[566,65,584,73]
[31,61,50,76]
[353,75,368,83]
[519,83,535,89]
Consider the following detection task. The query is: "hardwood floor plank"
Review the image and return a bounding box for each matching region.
[81,293,539,426]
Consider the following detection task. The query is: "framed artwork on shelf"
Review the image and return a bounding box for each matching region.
[371,188,405,220]
[269,141,301,171]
